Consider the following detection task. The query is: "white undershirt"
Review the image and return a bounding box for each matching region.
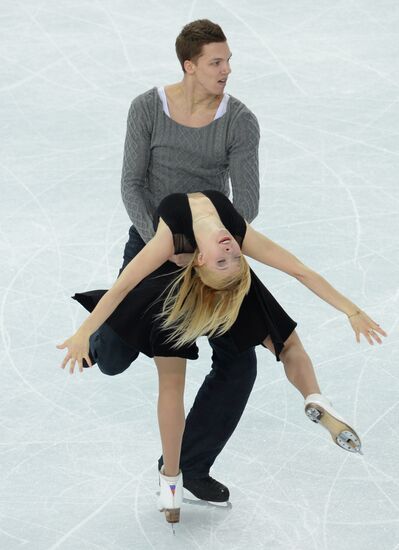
[157,86,230,120]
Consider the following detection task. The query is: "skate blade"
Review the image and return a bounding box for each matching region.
[183,490,230,507]
[305,404,362,454]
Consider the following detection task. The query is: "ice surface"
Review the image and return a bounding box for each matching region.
[1,1,398,548]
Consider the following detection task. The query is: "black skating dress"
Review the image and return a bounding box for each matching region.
[72,190,297,363]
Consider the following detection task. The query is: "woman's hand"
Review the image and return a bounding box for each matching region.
[56,330,92,374]
[168,253,194,267]
[347,310,387,345]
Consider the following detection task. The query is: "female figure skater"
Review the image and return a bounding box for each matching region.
[57,190,386,524]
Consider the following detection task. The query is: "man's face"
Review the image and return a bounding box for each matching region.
[188,41,232,95]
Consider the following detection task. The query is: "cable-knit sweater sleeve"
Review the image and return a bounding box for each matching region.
[228,109,260,223]
[120,94,154,242]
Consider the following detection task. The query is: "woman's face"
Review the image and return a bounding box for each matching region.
[187,41,232,95]
[196,229,241,275]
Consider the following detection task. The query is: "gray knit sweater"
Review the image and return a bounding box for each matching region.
[121,87,260,242]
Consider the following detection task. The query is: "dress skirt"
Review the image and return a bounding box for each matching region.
[73,264,297,364]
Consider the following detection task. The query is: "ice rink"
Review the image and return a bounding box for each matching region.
[1,1,398,548]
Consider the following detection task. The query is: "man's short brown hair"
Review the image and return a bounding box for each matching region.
[175,19,227,72]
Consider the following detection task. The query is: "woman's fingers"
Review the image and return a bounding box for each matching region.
[363,315,387,338]
[368,328,383,345]
[60,352,87,374]
[69,357,76,374]
[169,253,194,266]
[78,355,84,373]
[78,353,91,372]
[350,312,387,345]
[362,320,387,344]
[59,350,89,373]
[364,330,374,345]
[60,350,91,373]
[360,327,385,345]
[57,333,91,374]
[373,325,388,337]
[61,352,71,369]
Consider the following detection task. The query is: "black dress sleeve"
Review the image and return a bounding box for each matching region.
[153,193,196,254]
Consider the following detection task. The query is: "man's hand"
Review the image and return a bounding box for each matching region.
[168,253,194,267]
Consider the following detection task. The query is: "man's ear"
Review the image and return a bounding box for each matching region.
[184,59,195,74]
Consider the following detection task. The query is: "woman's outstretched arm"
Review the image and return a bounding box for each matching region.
[242,223,387,344]
[57,220,174,373]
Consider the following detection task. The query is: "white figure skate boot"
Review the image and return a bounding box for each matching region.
[304,393,362,454]
[157,467,183,523]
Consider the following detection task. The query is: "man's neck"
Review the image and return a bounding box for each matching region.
[165,81,222,115]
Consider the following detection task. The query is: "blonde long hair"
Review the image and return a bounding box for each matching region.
[159,252,251,348]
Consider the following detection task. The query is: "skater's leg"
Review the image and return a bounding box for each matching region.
[158,333,257,480]
[263,331,320,397]
[154,356,186,477]
[264,331,362,453]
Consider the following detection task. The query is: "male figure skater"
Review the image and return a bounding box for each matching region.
[90,19,260,502]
